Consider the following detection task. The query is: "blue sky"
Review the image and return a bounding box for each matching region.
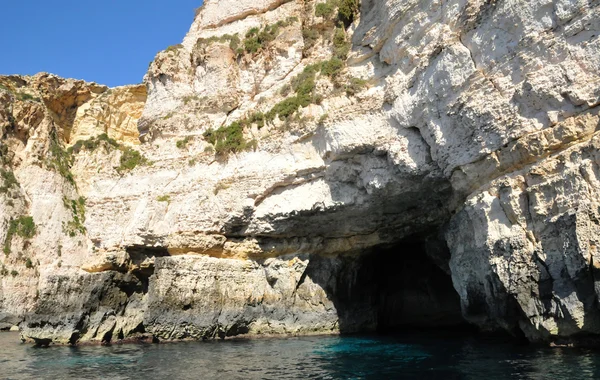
[0,1,202,87]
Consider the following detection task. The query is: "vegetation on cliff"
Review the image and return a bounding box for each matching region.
[157,195,171,203]
[176,136,192,149]
[242,17,299,55]
[203,122,257,155]
[62,196,86,237]
[48,130,76,185]
[68,133,150,173]
[3,216,36,255]
[315,0,360,25]
[199,2,367,158]
[0,168,19,194]
[68,133,120,154]
[118,147,149,172]
[194,17,299,58]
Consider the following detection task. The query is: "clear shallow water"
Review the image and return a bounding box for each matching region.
[1,331,600,379]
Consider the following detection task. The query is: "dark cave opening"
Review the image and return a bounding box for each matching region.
[125,245,170,291]
[371,236,466,332]
[319,233,469,334]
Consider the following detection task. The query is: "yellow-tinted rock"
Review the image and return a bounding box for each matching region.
[70,84,146,146]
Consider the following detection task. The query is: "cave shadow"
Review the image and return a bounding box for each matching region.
[300,232,469,335]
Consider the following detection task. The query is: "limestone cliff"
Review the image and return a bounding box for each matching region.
[1,0,600,346]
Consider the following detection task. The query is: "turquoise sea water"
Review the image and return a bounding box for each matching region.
[1,331,600,379]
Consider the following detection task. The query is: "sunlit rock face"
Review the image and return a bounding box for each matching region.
[1,0,600,345]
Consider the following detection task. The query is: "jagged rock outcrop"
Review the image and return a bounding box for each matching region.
[1,0,600,345]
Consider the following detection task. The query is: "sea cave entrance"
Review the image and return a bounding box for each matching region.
[316,233,467,334]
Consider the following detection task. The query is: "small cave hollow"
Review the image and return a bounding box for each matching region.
[125,245,171,290]
[324,233,468,334]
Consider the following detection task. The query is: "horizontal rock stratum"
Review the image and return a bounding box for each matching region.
[1,0,600,346]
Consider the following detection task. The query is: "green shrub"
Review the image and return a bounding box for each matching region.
[280,84,292,97]
[264,61,331,122]
[267,97,303,121]
[338,0,359,25]
[291,63,320,94]
[69,139,95,154]
[48,130,75,185]
[313,0,359,24]
[345,77,368,96]
[229,35,241,51]
[316,2,336,18]
[62,196,86,236]
[17,216,36,239]
[4,215,36,255]
[203,121,251,156]
[203,130,217,146]
[302,28,320,53]
[0,169,18,193]
[248,112,266,129]
[321,58,344,77]
[25,258,33,269]
[196,34,238,47]
[244,37,262,54]
[239,18,297,55]
[165,44,183,53]
[258,26,278,44]
[118,148,147,172]
[333,27,351,59]
[176,136,192,149]
[68,133,148,175]
[214,122,247,155]
[246,27,260,38]
[0,143,9,165]
[68,133,119,155]
[295,78,316,105]
[200,30,356,136]
[157,195,171,203]
[16,92,40,102]
[195,34,245,60]
[10,270,18,277]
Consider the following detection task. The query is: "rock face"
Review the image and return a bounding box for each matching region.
[1,0,600,345]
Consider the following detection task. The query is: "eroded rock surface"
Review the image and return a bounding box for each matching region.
[1,0,600,345]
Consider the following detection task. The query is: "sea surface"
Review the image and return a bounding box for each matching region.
[1,331,600,379]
